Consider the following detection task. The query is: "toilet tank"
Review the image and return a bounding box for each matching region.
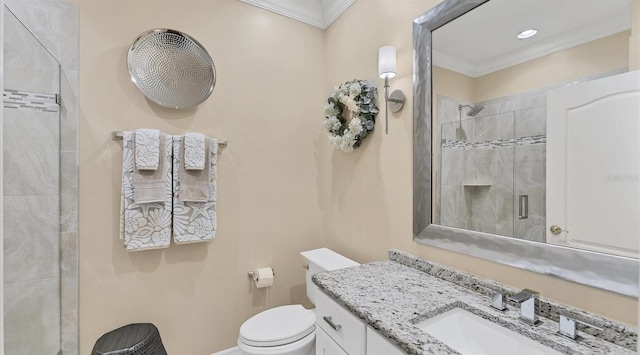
[300,248,359,306]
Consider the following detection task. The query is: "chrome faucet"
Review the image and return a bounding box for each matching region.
[481,285,507,311]
[508,289,540,325]
[490,290,507,311]
[558,312,603,341]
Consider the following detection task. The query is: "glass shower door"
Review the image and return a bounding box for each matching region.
[512,107,547,243]
[3,7,62,355]
[439,111,517,237]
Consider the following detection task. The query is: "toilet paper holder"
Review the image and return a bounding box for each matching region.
[248,268,275,280]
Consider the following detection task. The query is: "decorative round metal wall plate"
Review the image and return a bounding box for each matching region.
[127,28,216,109]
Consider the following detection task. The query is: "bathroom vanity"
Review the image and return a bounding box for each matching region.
[313,250,637,355]
[315,290,405,355]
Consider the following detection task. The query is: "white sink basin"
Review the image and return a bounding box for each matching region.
[417,307,563,355]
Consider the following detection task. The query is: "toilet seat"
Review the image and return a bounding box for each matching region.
[239,305,316,347]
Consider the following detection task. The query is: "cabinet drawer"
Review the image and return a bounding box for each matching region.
[316,291,366,355]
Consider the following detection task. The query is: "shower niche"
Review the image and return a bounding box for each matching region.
[436,93,546,242]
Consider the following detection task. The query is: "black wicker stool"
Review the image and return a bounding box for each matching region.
[91,323,167,355]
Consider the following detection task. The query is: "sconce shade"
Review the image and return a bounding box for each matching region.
[378,46,397,79]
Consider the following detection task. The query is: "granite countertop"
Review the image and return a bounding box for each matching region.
[313,253,636,355]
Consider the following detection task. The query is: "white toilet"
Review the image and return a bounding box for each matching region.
[237,248,359,355]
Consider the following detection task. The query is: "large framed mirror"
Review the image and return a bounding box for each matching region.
[413,0,639,297]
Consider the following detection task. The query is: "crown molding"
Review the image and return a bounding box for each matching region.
[434,16,630,78]
[240,0,355,29]
[322,0,356,28]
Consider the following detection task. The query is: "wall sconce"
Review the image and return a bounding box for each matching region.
[378,45,406,134]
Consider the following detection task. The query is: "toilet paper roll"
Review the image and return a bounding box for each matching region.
[253,267,274,288]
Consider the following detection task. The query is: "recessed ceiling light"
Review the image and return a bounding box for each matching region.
[516,29,538,39]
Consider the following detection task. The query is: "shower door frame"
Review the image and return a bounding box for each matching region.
[0,0,5,353]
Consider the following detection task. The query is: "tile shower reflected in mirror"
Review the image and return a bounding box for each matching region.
[428,0,638,261]
[437,93,547,242]
[3,1,78,353]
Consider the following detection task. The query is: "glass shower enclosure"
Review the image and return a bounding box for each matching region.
[438,106,547,243]
[3,6,62,354]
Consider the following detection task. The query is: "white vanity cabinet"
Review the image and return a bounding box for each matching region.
[316,290,366,355]
[316,327,349,355]
[315,291,407,355]
[365,328,405,355]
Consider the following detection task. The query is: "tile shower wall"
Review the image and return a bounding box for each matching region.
[3,0,78,354]
[3,7,61,355]
[438,93,547,242]
[480,92,547,242]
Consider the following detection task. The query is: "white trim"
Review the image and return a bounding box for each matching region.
[322,0,356,28]
[211,346,240,355]
[239,0,355,29]
[434,17,630,78]
[240,0,324,28]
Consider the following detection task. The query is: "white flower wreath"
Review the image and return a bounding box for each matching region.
[324,79,379,152]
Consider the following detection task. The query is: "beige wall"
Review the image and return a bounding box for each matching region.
[432,31,631,105]
[323,0,638,327]
[475,31,631,102]
[433,65,476,102]
[77,1,325,353]
[631,0,640,70]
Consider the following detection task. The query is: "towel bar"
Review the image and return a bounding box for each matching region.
[111,130,228,147]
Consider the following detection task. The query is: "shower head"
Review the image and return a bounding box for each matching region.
[458,104,485,117]
[467,104,484,116]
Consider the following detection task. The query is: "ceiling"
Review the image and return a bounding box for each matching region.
[433,0,631,78]
[239,0,356,29]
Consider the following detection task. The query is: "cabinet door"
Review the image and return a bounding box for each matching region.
[316,291,366,355]
[316,327,349,355]
[366,327,406,355]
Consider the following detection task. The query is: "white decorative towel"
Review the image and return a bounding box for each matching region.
[135,129,160,170]
[184,132,206,170]
[133,133,168,203]
[179,136,210,202]
[172,136,217,244]
[120,131,172,251]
